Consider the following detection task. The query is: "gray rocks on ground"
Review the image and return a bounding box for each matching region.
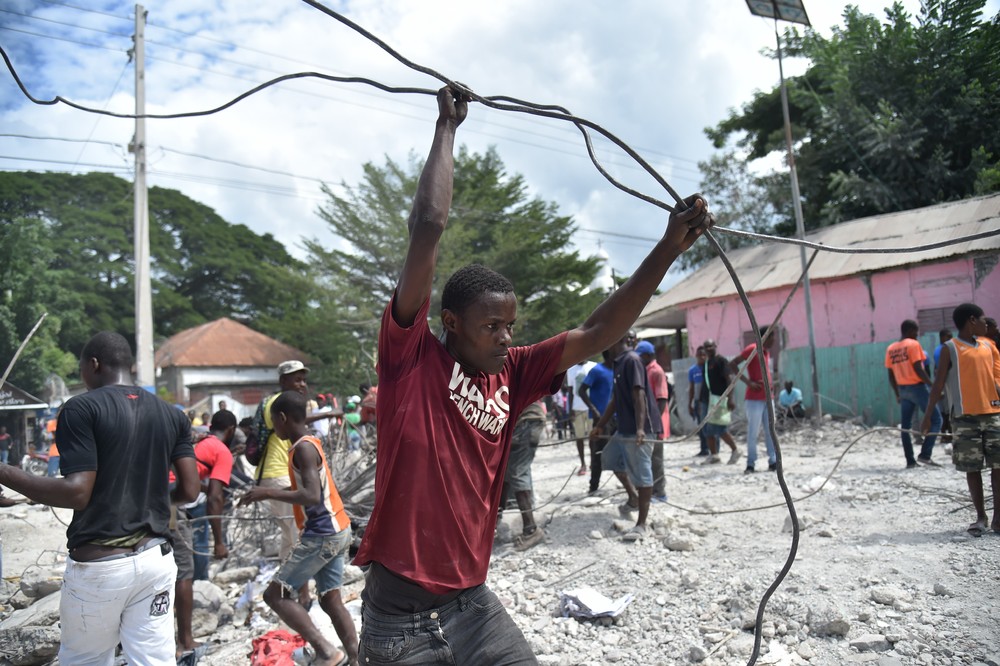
[0,625,60,665]
[807,602,851,637]
[18,569,62,598]
[0,589,60,630]
[212,565,258,587]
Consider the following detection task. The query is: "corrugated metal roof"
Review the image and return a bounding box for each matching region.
[155,318,308,369]
[638,193,1000,327]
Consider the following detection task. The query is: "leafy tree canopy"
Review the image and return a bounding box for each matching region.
[703,0,1000,239]
[300,145,607,392]
[0,171,310,393]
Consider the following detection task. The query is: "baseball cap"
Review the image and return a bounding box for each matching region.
[635,340,655,355]
[277,360,309,376]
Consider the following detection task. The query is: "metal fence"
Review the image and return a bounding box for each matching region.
[780,333,938,425]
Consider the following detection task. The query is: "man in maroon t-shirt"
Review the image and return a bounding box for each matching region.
[352,86,715,665]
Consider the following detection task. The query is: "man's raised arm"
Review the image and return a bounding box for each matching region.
[559,195,714,372]
[393,86,469,327]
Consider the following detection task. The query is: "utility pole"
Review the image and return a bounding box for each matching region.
[774,19,821,419]
[745,0,822,418]
[131,4,155,391]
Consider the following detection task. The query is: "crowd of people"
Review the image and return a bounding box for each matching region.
[0,86,995,666]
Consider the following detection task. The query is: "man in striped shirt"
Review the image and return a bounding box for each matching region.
[923,303,1000,537]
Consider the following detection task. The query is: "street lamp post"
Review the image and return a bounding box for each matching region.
[745,0,822,418]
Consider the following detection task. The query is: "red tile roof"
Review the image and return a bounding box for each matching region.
[155,318,307,369]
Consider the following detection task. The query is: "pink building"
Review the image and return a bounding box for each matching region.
[638,194,1000,359]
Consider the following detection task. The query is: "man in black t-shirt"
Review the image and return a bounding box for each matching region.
[592,333,664,542]
[0,331,199,665]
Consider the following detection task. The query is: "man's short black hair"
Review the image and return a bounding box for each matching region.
[270,390,307,423]
[952,303,983,330]
[939,328,953,340]
[441,263,514,314]
[238,417,254,428]
[81,331,132,370]
[210,410,237,432]
[900,319,919,336]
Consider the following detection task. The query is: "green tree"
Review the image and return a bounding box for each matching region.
[0,217,77,395]
[685,151,790,270]
[706,0,1000,232]
[0,171,314,387]
[302,146,606,391]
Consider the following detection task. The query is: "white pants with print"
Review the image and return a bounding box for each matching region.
[59,541,177,666]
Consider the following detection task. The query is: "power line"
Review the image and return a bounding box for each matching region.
[1,133,333,185]
[0,7,132,39]
[15,2,704,169]
[0,25,126,55]
[33,0,131,22]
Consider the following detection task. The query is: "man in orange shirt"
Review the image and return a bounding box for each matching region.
[885,319,942,468]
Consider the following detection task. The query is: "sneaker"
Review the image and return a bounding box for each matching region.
[906,462,919,469]
[768,462,778,472]
[917,457,941,467]
[728,450,742,465]
[618,501,638,516]
[695,450,710,457]
[652,494,668,504]
[744,466,755,474]
[700,454,721,465]
[513,527,545,551]
[622,525,647,542]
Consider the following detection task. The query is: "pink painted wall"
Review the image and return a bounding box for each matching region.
[684,254,1000,359]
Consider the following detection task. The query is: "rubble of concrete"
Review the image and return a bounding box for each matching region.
[1,422,998,665]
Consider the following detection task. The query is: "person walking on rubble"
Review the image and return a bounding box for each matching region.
[241,390,356,666]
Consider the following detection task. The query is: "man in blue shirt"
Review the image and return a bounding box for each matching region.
[933,329,954,446]
[778,380,804,420]
[580,350,615,495]
[687,346,709,456]
[592,336,663,542]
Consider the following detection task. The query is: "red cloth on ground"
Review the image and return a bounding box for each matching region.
[248,629,307,666]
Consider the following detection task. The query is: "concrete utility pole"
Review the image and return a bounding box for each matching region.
[132,4,155,391]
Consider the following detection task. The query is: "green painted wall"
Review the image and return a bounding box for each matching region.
[779,334,938,425]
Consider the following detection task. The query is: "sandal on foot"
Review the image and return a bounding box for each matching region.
[967,519,988,537]
[513,527,545,551]
[622,525,647,542]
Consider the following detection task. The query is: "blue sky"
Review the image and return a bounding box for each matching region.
[3,0,997,290]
